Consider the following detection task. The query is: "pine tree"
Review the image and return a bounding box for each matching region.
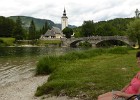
[44,21,50,32]
[0,16,15,37]
[14,16,24,40]
[40,21,50,35]
[28,20,36,40]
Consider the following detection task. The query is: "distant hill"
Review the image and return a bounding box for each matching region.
[55,23,77,29]
[8,16,55,30]
[8,16,77,30]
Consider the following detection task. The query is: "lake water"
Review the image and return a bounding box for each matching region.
[0,47,82,87]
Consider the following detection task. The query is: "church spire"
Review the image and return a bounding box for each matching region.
[63,7,66,16]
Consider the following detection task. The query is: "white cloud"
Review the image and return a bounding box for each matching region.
[0,0,140,26]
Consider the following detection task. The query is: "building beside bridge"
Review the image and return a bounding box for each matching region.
[40,27,63,39]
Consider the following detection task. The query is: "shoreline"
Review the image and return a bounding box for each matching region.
[0,75,80,100]
[0,75,49,100]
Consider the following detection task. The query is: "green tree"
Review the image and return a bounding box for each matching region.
[39,21,50,35]
[108,18,134,36]
[44,21,50,33]
[14,16,24,40]
[127,19,140,48]
[73,26,83,38]
[62,27,73,38]
[73,18,134,38]
[81,20,95,37]
[0,16,16,37]
[96,23,117,36]
[28,20,36,40]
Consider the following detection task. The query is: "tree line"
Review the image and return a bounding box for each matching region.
[0,16,50,40]
[74,18,135,37]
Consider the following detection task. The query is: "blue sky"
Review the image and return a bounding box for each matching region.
[0,0,140,26]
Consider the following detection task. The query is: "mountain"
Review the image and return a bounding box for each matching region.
[55,23,77,30]
[8,16,77,30]
[8,16,55,30]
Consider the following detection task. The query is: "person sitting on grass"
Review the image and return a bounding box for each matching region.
[98,51,140,100]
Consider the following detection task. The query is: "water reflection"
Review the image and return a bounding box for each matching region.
[0,47,82,57]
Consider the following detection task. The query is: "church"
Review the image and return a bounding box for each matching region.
[40,8,68,39]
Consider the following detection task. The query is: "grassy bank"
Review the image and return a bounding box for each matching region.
[0,37,15,46]
[35,47,138,99]
[16,39,61,46]
[37,40,61,46]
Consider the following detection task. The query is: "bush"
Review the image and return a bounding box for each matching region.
[0,39,5,46]
[107,46,129,54]
[79,41,92,48]
[36,56,60,75]
[0,38,15,46]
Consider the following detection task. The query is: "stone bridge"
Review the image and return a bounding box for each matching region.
[61,36,135,47]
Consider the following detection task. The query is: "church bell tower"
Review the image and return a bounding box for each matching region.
[135,9,140,18]
[61,8,68,30]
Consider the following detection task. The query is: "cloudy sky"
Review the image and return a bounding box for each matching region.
[0,0,140,26]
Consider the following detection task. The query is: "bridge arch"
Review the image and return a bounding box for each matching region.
[70,40,83,47]
[96,39,129,47]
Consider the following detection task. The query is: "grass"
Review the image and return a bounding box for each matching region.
[35,47,138,99]
[15,39,62,46]
[0,37,15,46]
[37,40,62,46]
[36,48,106,75]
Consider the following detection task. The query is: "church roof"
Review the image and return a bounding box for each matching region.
[52,27,62,34]
[44,30,55,36]
[44,27,62,36]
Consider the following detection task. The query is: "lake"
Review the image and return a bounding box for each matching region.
[0,47,82,87]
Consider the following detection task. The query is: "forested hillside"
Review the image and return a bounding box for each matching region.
[74,18,135,37]
[9,16,77,30]
[9,16,55,30]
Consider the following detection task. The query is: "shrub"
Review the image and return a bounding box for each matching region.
[107,46,129,54]
[0,38,15,46]
[79,41,92,48]
[36,56,60,75]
